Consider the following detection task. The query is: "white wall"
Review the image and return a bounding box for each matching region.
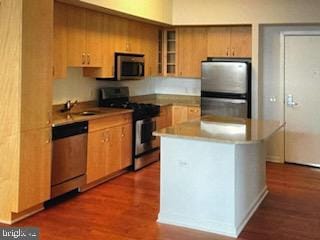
[261,25,320,162]
[79,0,172,24]
[172,0,320,25]
[53,68,200,104]
[261,25,320,121]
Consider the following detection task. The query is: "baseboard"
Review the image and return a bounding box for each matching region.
[79,168,129,192]
[157,213,237,238]
[0,204,44,225]
[235,186,268,236]
[266,155,284,163]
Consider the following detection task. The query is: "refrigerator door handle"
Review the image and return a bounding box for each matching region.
[202,98,247,104]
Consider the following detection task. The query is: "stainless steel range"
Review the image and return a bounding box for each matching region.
[98,87,160,170]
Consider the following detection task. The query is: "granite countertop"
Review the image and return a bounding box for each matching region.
[154,115,284,144]
[52,104,133,127]
[130,94,200,107]
[52,94,199,127]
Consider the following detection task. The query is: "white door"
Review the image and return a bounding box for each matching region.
[285,35,320,167]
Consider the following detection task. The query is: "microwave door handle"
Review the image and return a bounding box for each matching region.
[139,63,144,77]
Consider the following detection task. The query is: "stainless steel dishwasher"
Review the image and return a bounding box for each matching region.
[51,121,88,198]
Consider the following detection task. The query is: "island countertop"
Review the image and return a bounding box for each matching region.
[154,115,284,144]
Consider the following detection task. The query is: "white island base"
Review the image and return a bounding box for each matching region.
[157,137,267,237]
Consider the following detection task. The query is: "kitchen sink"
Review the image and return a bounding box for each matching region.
[74,111,101,116]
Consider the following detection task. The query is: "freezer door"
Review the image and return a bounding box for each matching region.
[201,97,248,118]
[201,62,248,94]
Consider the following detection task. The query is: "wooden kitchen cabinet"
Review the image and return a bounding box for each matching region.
[86,130,108,183]
[156,106,172,129]
[120,124,133,168]
[84,14,128,78]
[53,2,67,80]
[187,106,201,120]
[162,29,177,76]
[15,128,52,212]
[230,26,252,58]
[67,5,102,67]
[1,0,53,222]
[177,27,207,78]
[86,114,132,184]
[207,26,251,58]
[172,106,201,125]
[141,23,159,77]
[172,106,189,125]
[83,15,159,78]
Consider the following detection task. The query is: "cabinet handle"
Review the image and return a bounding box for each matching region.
[46,139,51,144]
[47,111,51,125]
[87,54,90,65]
[82,53,86,65]
[232,48,235,56]
[226,48,229,56]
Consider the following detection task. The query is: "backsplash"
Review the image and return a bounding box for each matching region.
[153,77,201,96]
[53,68,201,104]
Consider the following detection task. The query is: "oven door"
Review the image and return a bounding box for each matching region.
[117,54,144,80]
[135,117,159,156]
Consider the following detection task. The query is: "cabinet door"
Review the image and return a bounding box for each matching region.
[21,0,53,131]
[207,27,231,57]
[53,2,67,80]
[87,130,107,183]
[85,9,103,67]
[172,106,188,125]
[187,106,201,120]
[128,21,143,53]
[111,16,129,53]
[67,5,86,67]
[120,124,133,168]
[177,27,207,78]
[83,14,116,78]
[17,128,51,212]
[106,127,122,175]
[230,26,252,58]
[142,23,159,77]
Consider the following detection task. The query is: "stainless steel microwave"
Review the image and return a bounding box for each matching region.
[115,53,144,80]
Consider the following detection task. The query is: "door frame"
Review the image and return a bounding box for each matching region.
[280,31,320,165]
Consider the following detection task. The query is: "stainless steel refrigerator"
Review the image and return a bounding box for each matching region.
[201,58,251,118]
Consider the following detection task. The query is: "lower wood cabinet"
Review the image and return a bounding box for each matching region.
[86,114,132,184]
[172,106,201,125]
[156,106,172,130]
[187,106,201,121]
[15,128,52,212]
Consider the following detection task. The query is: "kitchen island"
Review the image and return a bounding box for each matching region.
[154,115,284,237]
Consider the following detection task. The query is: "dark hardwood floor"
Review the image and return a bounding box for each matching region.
[3,162,320,240]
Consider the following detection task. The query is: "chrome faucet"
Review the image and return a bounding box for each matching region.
[61,100,78,112]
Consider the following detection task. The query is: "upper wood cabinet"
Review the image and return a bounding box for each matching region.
[230,26,252,58]
[177,27,207,78]
[141,23,159,77]
[53,2,67,80]
[207,26,252,58]
[67,5,102,67]
[83,14,128,78]
[83,14,159,78]
[163,29,177,76]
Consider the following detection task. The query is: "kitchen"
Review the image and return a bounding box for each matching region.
[1,0,320,239]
